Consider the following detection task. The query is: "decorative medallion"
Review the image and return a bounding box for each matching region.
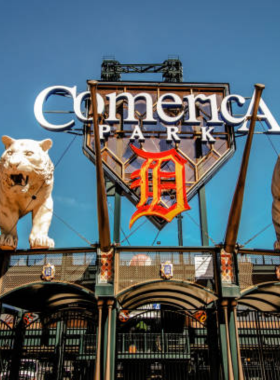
[23,312,38,326]
[41,263,55,281]
[220,250,234,284]
[119,310,129,323]
[99,249,113,283]
[160,261,173,280]
[193,310,207,324]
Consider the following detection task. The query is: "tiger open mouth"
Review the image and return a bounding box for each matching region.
[10,174,29,187]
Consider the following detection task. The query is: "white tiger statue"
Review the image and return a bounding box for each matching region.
[0,136,55,250]
[272,155,280,250]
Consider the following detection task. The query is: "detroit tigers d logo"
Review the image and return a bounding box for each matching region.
[129,145,190,228]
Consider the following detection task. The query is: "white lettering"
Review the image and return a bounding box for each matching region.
[157,93,183,124]
[34,84,280,138]
[201,127,215,142]
[99,125,111,140]
[183,94,223,125]
[238,90,280,132]
[34,86,76,131]
[183,95,200,124]
[74,91,105,122]
[166,126,180,142]
[220,95,246,125]
[106,92,156,123]
[130,124,145,141]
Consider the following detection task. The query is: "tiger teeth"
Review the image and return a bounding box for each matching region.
[9,174,29,187]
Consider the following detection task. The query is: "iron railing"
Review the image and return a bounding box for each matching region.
[117,332,190,359]
[116,308,212,379]
[116,359,210,380]
[238,310,280,380]
[237,251,279,290]
[0,248,97,296]
[0,310,97,380]
[115,249,216,293]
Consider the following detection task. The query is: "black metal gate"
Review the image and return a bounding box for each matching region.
[0,317,15,378]
[238,309,280,380]
[116,306,212,380]
[0,309,97,379]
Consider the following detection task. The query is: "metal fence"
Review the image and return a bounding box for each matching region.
[0,249,97,296]
[238,252,279,290]
[115,250,215,293]
[0,309,97,380]
[116,360,206,380]
[116,308,211,380]
[238,310,280,380]
[117,332,190,359]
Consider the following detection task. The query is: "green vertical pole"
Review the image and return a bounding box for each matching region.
[216,251,237,380]
[103,306,108,380]
[198,186,209,246]
[103,300,115,380]
[177,215,183,246]
[194,113,210,247]
[110,308,117,380]
[9,312,24,380]
[114,187,121,245]
[55,320,66,380]
[228,305,239,379]
[206,308,221,380]
[218,305,229,380]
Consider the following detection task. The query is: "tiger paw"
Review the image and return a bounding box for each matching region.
[29,234,55,249]
[0,234,17,250]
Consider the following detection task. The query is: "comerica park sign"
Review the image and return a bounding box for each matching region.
[34,81,280,228]
[35,83,280,137]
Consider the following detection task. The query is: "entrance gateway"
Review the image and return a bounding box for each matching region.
[1,59,280,380]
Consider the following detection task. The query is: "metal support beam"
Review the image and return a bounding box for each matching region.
[219,300,235,380]
[224,84,265,253]
[195,123,210,247]
[94,300,104,380]
[88,81,111,252]
[229,300,244,380]
[198,186,209,246]
[101,58,183,82]
[206,308,221,379]
[105,299,114,380]
[114,188,121,244]
[177,214,183,246]
[9,314,24,380]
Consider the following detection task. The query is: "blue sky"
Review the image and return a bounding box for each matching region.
[1,0,280,250]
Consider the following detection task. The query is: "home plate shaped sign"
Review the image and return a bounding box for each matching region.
[83,81,235,229]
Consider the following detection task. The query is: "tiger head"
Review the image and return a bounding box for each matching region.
[0,136,54,194]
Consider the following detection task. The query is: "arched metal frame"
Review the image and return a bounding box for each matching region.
[0,288,98,380]
[115,300,215,380]
[238,281,280,312]
[116,279,218,311]
[0,281,96,313]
